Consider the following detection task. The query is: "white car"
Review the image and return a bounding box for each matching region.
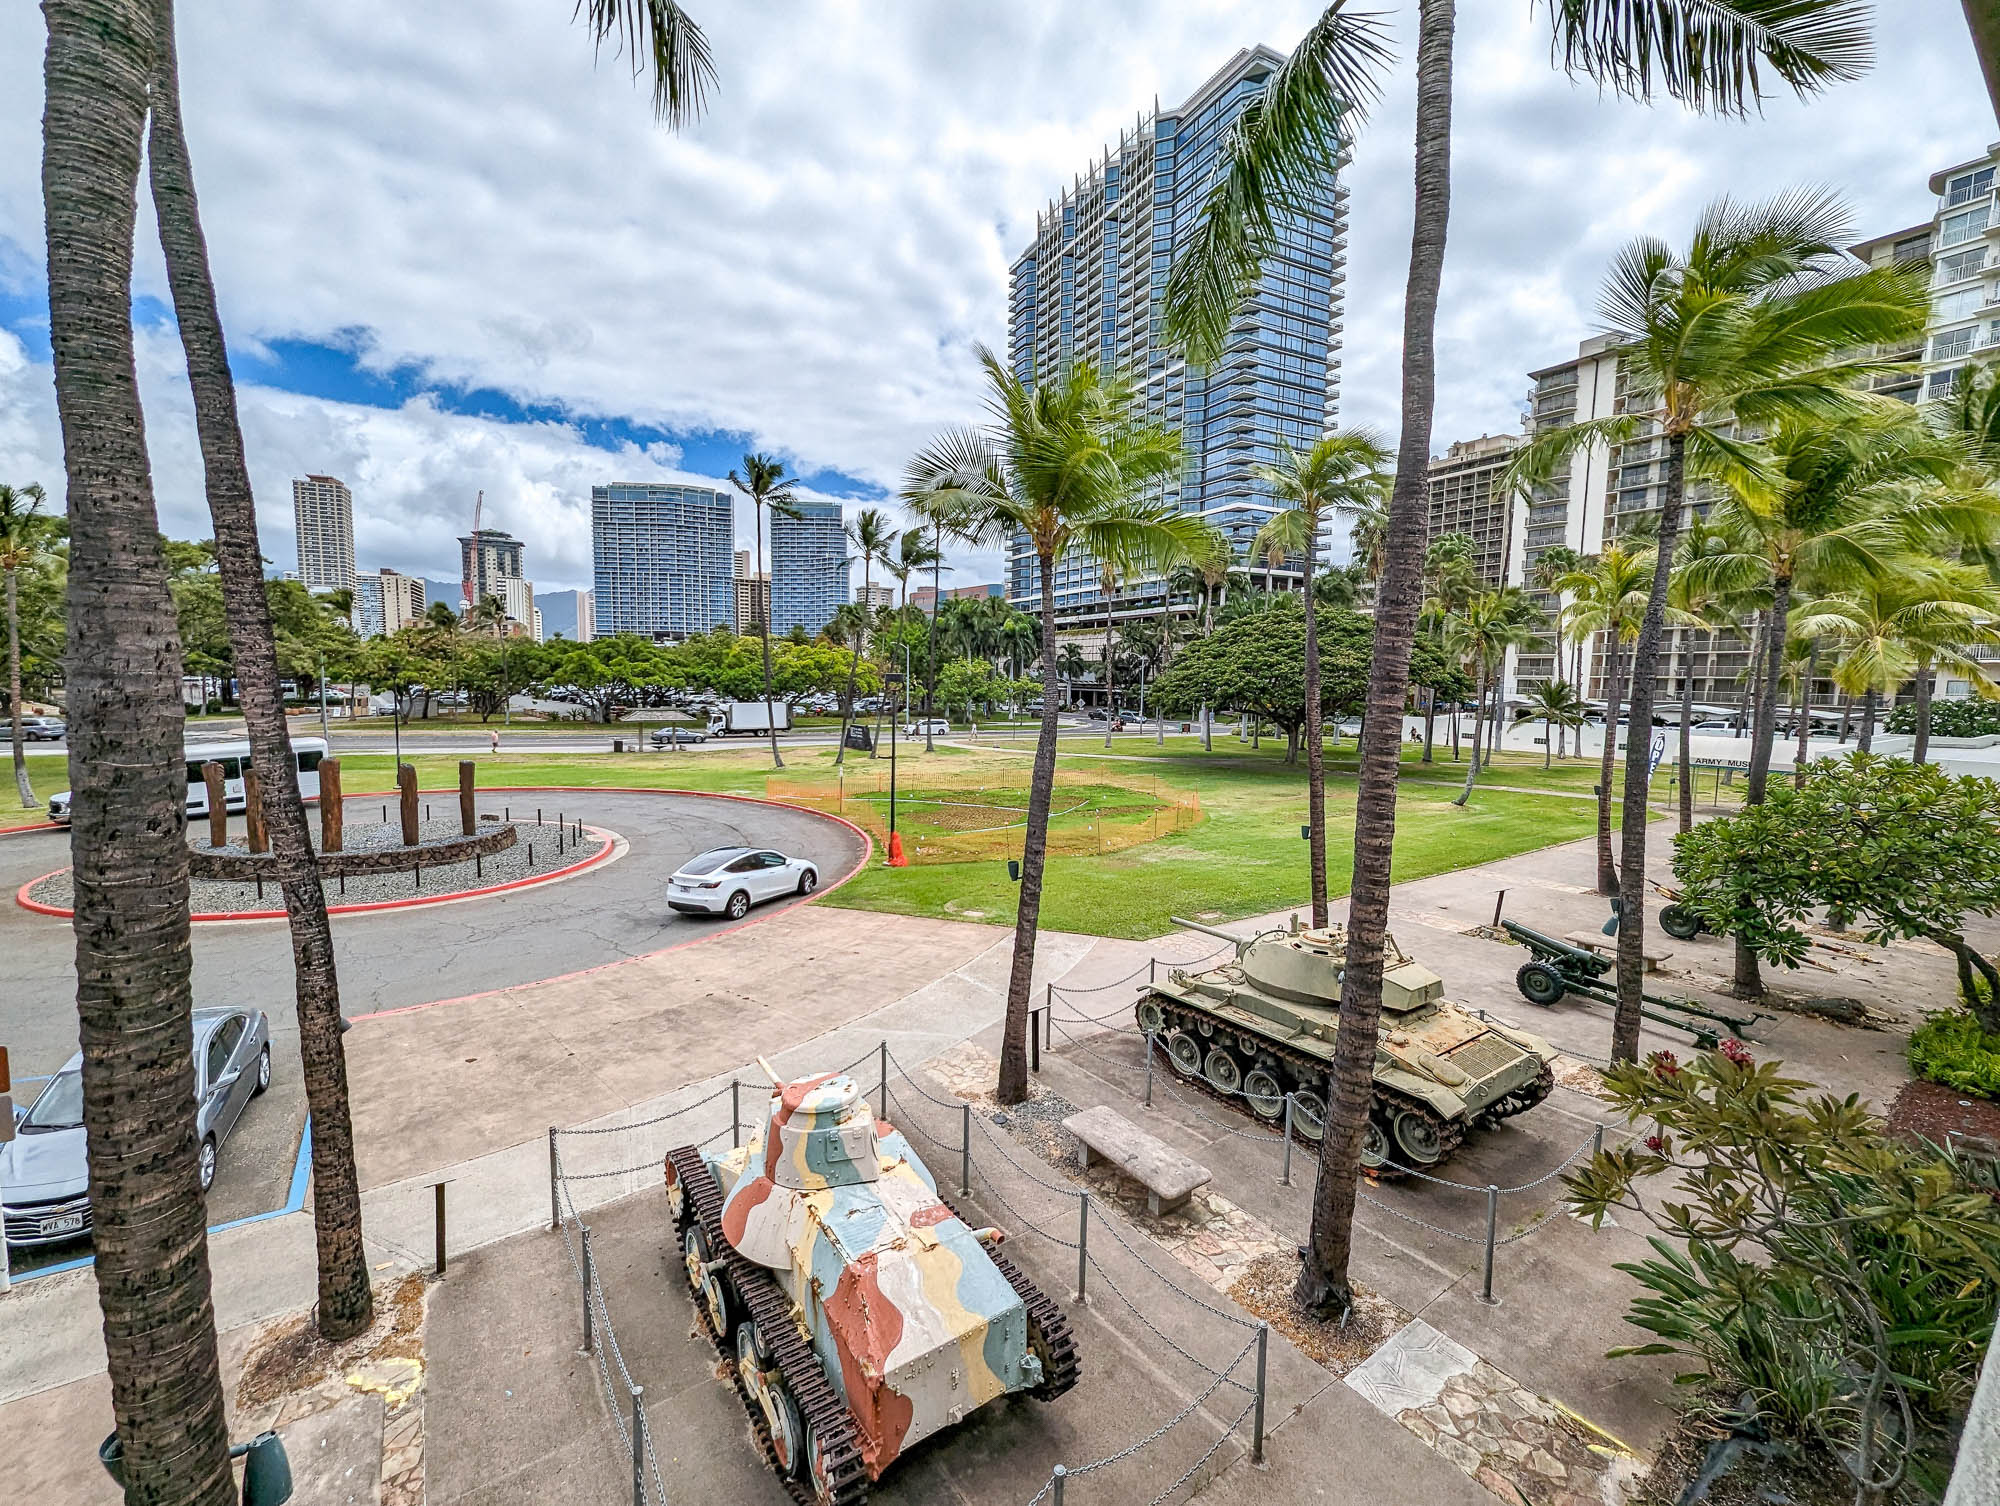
[903,718,951,736]
[667,846,819,919]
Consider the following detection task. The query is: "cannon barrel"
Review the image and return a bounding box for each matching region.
[1499,918,1598,964]
[1170,915,1255,950]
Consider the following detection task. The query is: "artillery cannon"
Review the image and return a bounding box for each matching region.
[1498,919,1769,1044]
[1135,917,1559,1174]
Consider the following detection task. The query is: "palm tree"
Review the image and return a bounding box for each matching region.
[903,349,1196,1105]
[468,591,509,638]
[835,508,894,766]
[40,3,236,1497]
[424,599,460,632]
[1521,679,1586,769]
[1531,545,1584,754]
[1097,557,1125,746]
[1344,493,1392,590]
[1162,0,1879,1314]
[728,453,802,769]
[1251,431,1392,924]
[1665,513,1740,834]
[144,0,376,1339]
[1056,641,1088,709]
[1557,543,1653,895]
[1,481,50,809]
[1443,587,1541,804]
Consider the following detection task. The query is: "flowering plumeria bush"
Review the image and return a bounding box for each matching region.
[1566,1046,2000,1499]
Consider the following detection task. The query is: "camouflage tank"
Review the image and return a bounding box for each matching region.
[666,1069,1078,1505]
[1135,918,1558,1173]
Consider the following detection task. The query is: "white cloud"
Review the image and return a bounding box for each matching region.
[0,1,1993,594]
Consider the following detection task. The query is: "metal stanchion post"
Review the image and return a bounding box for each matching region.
[1252,1321,1269,1464]
[1030,1007,1040,1074]
[1281,1098,1294,1186]
[630,1385,647,1506]
[960,1103,971,1197]
[1150,956,1156,985]
[581,1228,597,1351]
[1143,1033,1155,1107]
[1477,1007,1487,1022]
[1076,1194,1089,1305]
[732,1081,741,1148]
[1480,1185,1499,1305]
[878,1040,888,1112]
[1051,1464,1067,1506]
[434,1181,447,1276]
[1591,1124,1604,1158]
[548,1127,560,1230]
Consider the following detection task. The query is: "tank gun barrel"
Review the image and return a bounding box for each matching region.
[1170,916,1251,952]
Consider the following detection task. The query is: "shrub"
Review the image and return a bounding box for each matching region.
[1909,1009,2000,1100]
[1885,698,2000,738]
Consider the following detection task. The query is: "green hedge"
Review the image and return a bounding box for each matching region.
[1885,699,2000,738]
[1908,1009,2000,1100]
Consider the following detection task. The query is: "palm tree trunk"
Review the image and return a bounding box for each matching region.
[147,0,373,1340]
[1157,588,1171,746]
[1912,656,1934,765]
[1303,526,1330,924]
[1297,0,1454,1320]
[1746,580,1791,805]
[1453,654,1485,806]
[1544,713,1554,769]
[997,556,1064,1106]
[1677,657,1693,834]
[8,568,35,809]
[1421,685,1436,762]
[923,529,943,753]
[1102,587,1116,749]
[1595,632,1624,896]
[1794,642,1818,782]
[1611,431,1689,1062]
[756,502,783,768]
[835,559,868,767]
[1858,687,1878,752]
[44,2,235,1497]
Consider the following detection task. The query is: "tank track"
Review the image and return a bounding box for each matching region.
[937,1188,1080,1401]
[1138,994,1468,1177]
[666,1147,870,1506]
[1490,1061,1554,1121]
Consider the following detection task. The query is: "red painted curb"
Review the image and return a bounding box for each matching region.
[15,822,619,923]
[0,820,60,836]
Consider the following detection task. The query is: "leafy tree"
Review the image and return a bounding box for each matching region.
[903,349,1195,1104]
[1566,1046,2000,1501]
[1674,754,2000,1026]
[1519,678,1586,769]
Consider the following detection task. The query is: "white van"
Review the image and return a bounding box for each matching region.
[44,738,327,825]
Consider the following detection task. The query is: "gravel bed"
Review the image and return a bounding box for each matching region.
[24,818,611,914]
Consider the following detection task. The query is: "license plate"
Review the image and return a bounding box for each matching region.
[42,1213,84,1235]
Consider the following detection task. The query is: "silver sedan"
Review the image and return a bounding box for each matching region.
[2,1007,272,1248]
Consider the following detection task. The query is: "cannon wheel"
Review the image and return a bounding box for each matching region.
[1659,904,1703,940]
[1516,961,1568,1007]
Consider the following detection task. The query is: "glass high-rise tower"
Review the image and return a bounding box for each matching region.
[769,499,846,638]
[591,482,733,639]
[1005,45,1350,624]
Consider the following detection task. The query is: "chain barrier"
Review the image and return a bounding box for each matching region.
[552,1077,737,1138]
[1147,1393,1260,1506]
[1084,1249,1256,1385]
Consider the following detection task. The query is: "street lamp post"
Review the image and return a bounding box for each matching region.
[318,650,329,741]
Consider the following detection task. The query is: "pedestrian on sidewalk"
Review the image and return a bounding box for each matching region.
[490,728,500,754]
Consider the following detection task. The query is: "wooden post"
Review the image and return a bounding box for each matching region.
[320,757,344,852]
[203,761,227,848]
[243,764,268,853]
[458,760,476,836]
[398,763,420,846]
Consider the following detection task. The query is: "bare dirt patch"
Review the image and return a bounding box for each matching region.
[1229,1252,1406,1377]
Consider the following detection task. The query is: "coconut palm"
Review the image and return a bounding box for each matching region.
[903,349,1196,1104]
[0,481,51,809]
[835,508,894,766]
[1557,543,1654,894]
[1521,678,1587,769]
[145,0,377,1339]
[1345,494,1392,589]
[1249,430,1392,923]
[1442,587,1542,804]
[728,454,803,770]
[1056,642,1088,709]
[1531,545,1585,753]
[39,3,237,1496]
[1665,514,1743,834]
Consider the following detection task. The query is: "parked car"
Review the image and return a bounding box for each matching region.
[667,846,819,919]
[1688,719,1738,734]
[1,1007,271,1248]
[649,726,709,747]
[902,718,951,736]
[0,715,66,741]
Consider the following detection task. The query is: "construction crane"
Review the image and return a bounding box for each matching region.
[461,489,482,611]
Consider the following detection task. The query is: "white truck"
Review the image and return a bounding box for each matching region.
[708,700,793,736]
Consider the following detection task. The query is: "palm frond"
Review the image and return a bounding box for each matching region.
[575,0,716,128]
[1539,0,1872,117]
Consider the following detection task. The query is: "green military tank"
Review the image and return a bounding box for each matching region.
[1135,917,1559,1172]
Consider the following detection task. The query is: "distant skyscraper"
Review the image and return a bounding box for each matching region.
[576,589,595,643]
[292,475,356,593]
[350,568,425,638]
[734,549,771,634]
[769,500,846,637]
[501,577,542,642]
[592,483,732,639]
[855,583,895,610]
[1006,45,1350,625]
[458,529,525,610]
[1425,436,1523,588]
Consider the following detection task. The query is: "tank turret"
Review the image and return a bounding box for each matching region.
[1137,918,1557,1173]
[667,1070,1078,1504]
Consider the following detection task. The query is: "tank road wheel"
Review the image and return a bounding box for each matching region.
[1165,1030,1203,1079]
[737,1323,805,1478]
[1290,1088,1327,1142]
[1360,1116,1391,1171]
[1135,996,1167,1034]
[1242,1067,1284,1119]
[1392,1107,1447,1166]
[684,1224,734,1339]
[1204,1046,1242,1096]
[805,1422,842,1505]
[1516,961,1568,1007]
[1660,903,1703,940]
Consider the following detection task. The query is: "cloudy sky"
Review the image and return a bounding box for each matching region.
[0,2,1993,595]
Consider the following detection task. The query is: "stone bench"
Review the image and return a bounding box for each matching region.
[1564,929,1672,973]
[1061,1104,1211,1217]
